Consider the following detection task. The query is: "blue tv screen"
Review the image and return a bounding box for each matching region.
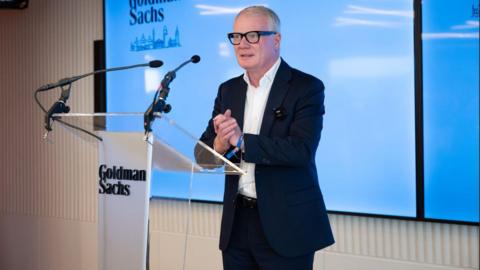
[104,0,479,222]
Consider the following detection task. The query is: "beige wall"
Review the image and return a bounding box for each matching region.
[0,1,478,270]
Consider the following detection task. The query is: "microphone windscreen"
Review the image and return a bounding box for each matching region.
[191,55,201,63]
[149,60,164,68]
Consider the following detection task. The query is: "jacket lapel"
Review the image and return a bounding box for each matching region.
[229,78,247,130]
[259,59,292,136]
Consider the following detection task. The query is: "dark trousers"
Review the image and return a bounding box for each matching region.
[222,196,314,270]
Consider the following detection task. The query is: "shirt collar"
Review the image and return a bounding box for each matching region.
[243,57,281,87]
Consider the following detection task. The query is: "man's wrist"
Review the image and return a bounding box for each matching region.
[213,136,228,154]
[225,134,244,159]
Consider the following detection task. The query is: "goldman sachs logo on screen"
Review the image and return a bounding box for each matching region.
[98,164,146,196]
[128,0,182,52]
[129,0,179,25]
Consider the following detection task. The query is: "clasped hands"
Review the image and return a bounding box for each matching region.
[213,109,242,154]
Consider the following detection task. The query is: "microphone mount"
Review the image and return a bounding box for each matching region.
[44,83,72,132]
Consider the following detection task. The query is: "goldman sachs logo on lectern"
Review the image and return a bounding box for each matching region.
[98,164,146,196]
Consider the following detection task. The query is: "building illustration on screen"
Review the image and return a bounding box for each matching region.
[130,26,180,52]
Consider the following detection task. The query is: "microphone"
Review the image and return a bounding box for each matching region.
[149,60,163,68]
[144,55,201,134]
[273,107,287,120]
[39,60,163,132]
[38,60,164,91]
[191,55,200,63]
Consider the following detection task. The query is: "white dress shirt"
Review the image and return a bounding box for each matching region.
[238,57,281,198]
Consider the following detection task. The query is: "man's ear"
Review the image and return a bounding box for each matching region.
[274,33,281,50]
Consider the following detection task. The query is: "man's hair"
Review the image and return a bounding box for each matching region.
[236,6,281,33]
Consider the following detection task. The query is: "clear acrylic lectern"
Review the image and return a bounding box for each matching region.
[47,112,245,270]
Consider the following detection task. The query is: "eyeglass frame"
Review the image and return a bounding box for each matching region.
[227,31,277,45]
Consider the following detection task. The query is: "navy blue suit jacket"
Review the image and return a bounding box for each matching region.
[198,59,334,257]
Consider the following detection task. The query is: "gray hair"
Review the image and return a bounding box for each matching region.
[236,6,281,33]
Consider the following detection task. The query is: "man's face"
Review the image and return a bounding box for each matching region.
[232,14,280,77]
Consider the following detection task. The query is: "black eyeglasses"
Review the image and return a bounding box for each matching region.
[227,31,277,45]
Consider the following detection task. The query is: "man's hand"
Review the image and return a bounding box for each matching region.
[213,109,242,153]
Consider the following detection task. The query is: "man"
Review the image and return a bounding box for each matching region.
[197,6,334,270]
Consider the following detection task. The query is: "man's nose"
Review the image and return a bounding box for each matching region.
[237,36,251,48]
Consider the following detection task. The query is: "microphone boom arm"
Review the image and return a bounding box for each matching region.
[36,60,163,135]
[143,55,200,135]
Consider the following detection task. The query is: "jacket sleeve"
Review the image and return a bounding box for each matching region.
[243,81,325,167]
[194,84,235,167]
